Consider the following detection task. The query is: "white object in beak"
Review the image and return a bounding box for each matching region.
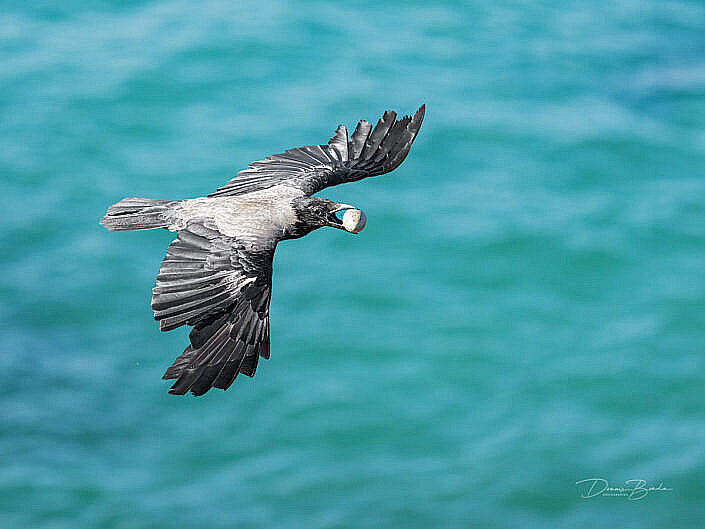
[342,208,367,233]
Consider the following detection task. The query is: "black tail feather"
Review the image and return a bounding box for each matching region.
[100,197,173,231]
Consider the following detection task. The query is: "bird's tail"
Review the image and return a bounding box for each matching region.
[100,197,174,231]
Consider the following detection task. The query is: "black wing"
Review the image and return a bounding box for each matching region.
[151,219,274,396]
[209,105,425,198]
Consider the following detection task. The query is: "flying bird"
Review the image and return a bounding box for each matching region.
[101,105,425,396]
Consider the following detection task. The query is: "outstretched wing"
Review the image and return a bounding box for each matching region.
[209,105,425,198]
[151,218,274,396]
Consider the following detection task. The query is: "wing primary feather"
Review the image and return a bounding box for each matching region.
[189,311,230,348]
[367,116,411,169]
[359,110,397,161]
[168,369,201,395]
[239,353,258,377]
[212,361,240,389]
[163,345,194,379]
[189,364,227,396]
[385,105,425,170]
[349,119,371,160]
[259,319,270,359]
[327,125,348,162]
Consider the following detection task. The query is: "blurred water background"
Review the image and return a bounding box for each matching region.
[2,1,705,527]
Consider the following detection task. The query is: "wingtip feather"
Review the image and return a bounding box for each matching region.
[327,124,348,162]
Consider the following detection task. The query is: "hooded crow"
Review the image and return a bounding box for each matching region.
[101,105,425,396]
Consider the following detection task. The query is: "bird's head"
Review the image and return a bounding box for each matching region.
[290,196,366,238]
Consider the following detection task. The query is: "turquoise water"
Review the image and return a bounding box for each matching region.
[2,1,705,527]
